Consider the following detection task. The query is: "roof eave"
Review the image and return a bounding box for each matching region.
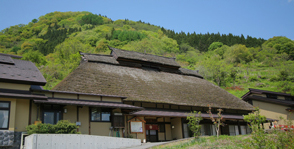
[0,78,47,86]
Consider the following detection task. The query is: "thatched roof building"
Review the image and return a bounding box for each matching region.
[53,47,253,111]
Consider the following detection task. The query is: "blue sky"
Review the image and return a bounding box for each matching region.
[0,0,293,40]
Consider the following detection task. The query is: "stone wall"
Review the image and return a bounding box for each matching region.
[0,131,22,149]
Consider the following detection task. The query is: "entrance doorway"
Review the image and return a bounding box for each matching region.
[146,124,158,142]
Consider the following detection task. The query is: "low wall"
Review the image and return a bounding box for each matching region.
[25,134,141,149]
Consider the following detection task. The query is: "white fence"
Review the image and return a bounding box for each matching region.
[25,134,141,149]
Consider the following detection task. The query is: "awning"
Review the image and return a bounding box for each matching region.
[129,109,276,121]
[33,98,143,110]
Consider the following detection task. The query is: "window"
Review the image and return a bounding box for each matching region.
[112,115,124,128]
[42,104,62,124]
[285,96,294,101]
[266,94,277,99]
[0,102,10,129]
[91,108,111,122]
[158,124,165,132]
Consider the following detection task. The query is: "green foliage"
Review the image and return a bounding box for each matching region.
[22,50,47,66]
[32,19,38,23]
[26,123,55,135]
[26,120,79,135]
[179,43,196,53]
[224,44,253,64]
[80,13,103,26]
[263,36,294,58]
[186,111,202,138]
[208,42,223,51]
[54,120,80,134]
[249,76,258,82]
[278,70,289,81]
[111,30,146,42]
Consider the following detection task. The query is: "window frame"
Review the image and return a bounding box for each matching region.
[41,104,63,125]
[90,107,111,122]
[285,96,294,101]
[266,94,277,99]
[0,101,10,130]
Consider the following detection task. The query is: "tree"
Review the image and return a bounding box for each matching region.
[80,13,103,26]
[207,105,224,138]
[186,111,202,138]
[263,36,294,59]
[230,68,238,87]
[243,107,267,148]
[32,19,38,23]
[224,44,253,64]
[208,42,223,51]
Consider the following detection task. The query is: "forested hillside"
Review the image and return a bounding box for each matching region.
[1,11,293,97]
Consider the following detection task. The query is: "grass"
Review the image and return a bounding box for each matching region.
[152,135,251,149]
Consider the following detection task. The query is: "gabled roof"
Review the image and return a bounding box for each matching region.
[242,88,293,99]
[242,88,294,106]
[0,54,46,86]
[109,46,181,68]
[0,55,15,65]
[53,48,253,111]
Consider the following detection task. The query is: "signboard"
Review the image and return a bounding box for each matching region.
[130,121,143,133]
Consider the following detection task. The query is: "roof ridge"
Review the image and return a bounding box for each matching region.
[79,51,112,57]
[0,53,22,59]
[108,46,176,60]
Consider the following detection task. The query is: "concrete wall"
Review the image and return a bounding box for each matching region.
[25,134,141,149]
[171,117,182,140]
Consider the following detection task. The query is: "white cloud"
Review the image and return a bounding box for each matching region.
[288,0,293,3]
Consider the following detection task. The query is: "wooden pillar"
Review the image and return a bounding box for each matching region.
[237,120,241,135]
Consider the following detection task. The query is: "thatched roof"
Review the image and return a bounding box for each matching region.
[0,54,46,85]
[53,49,253,111]
[109,46,181,68]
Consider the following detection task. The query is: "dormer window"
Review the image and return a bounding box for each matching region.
[266,94,277,99]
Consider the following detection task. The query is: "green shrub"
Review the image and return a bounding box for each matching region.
[249,76,258,82]
[54,120,80,134]
[26,123,55,135]
[269,76,279,82]
[26,120,79,135]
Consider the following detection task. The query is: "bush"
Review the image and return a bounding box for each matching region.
[26,120,79,135]
[270,76,279,82]
[26,123,55,135]
[249,76,258,82]
[54,120,79,134]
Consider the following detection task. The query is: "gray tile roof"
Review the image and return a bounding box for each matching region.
[0,55,14,65]
[0,55,46,85]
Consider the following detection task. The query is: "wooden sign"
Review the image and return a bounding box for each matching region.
[130,121,143,133]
